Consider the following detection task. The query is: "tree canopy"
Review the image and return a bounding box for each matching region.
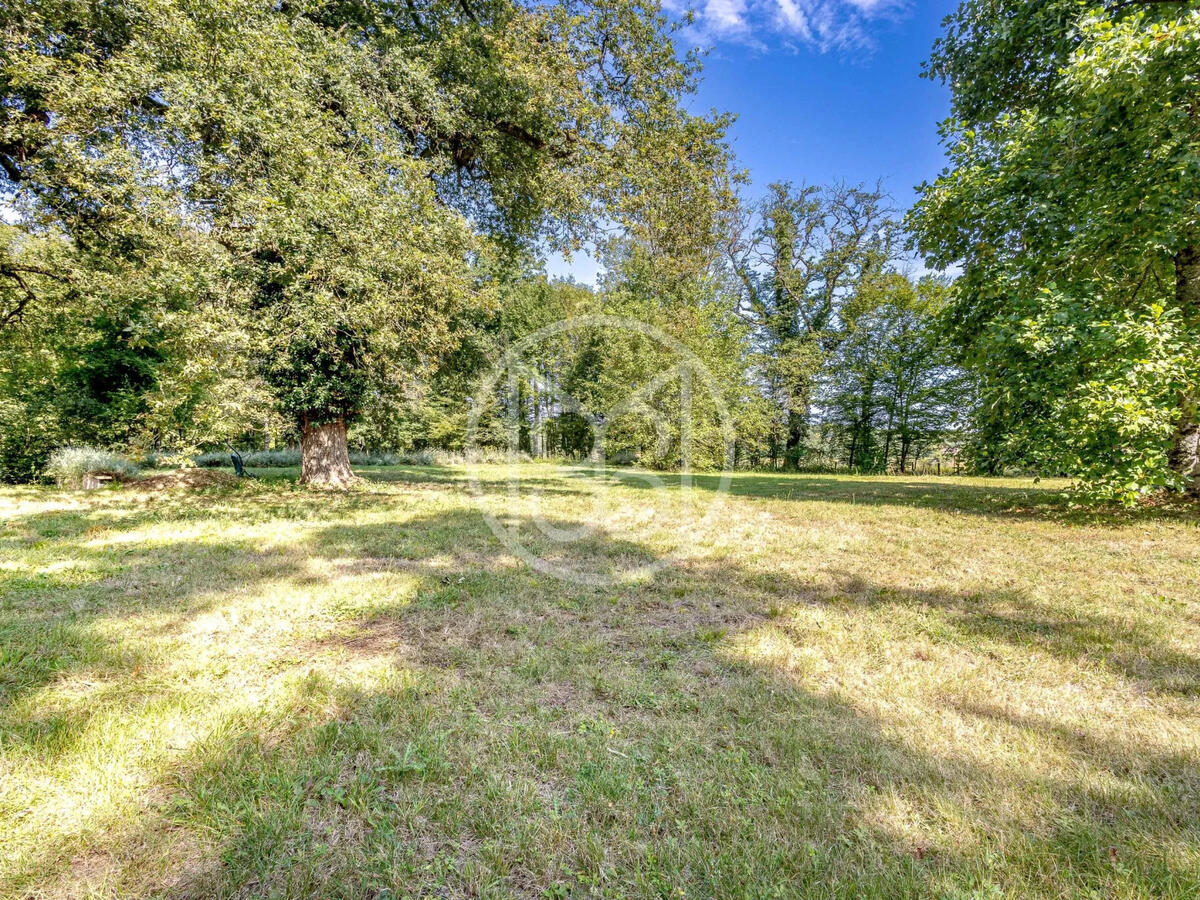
[911,0,1200,501]
[1,0,733,482]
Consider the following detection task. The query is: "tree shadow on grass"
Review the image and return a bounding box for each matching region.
[0,490,307,725]
[49,505,1190,899]
[574,467,1200,525]
[5,481,1200,898]
[351,463,1081,522]
[742,570,1200,698]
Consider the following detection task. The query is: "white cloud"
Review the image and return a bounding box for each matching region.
[774,0,811,38]
[844,0,896,11]
[705,0,749,33]
[681,0,908,52]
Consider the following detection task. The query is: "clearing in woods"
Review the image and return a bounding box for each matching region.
[1,464,1198,898]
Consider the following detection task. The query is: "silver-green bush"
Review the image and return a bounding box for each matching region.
[46,446,140,488]
[193,447,530,469]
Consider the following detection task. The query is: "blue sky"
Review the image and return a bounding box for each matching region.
[548,0,958,283]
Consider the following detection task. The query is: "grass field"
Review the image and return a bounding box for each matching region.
[2,464,1199,899]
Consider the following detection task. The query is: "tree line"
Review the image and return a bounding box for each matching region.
[1,0,1196,503]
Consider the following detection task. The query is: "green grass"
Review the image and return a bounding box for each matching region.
[1,465,1198,898]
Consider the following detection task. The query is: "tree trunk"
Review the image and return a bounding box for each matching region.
[299,417,355,487]
[1171,396,1200,495]
[785,409,805,469]
[882,405,895,473]
[532,377,543,458]
[1172,246,1200,494]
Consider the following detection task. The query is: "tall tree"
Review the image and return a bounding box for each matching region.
[725,182,897,467]
[911,1,1200,500]
[821,274,964,473]
[0,0,730,484]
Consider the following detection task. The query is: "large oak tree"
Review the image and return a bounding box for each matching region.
[911,1,1200,500]
[1,0,729,483]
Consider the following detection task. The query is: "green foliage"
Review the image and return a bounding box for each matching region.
[968,293,1192,503]
[822,276,965,473]
[44,446,140,488]
[0,398,58,484]
[0,0,732,476]
[726,182,909,467]
[194,448,420,468]
[724,183,966,470]
[0,322,60,483]
[911,1,1200,501]
[0,228,175,480]
[0,0,971,483]
[369,238,966,475]
[597,272,747,470]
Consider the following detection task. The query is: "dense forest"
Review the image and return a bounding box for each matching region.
[1,0,1197,504]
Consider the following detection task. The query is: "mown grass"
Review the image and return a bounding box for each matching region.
[1,464,1198,899]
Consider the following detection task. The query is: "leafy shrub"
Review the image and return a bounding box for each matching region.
[196,449,302,468]
[971,297,1195,506]
[351,450,401,466]
[133,451,176,469]
[399,448,538,465]
[397,450,436,466]
[193,451,229,468]
[0,408,57,484]
[243,449,302,467]
[45,446,140,488]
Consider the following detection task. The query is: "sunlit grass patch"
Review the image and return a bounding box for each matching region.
[1,466,1198,898]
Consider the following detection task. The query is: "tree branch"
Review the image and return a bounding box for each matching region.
[0,151,23,184]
